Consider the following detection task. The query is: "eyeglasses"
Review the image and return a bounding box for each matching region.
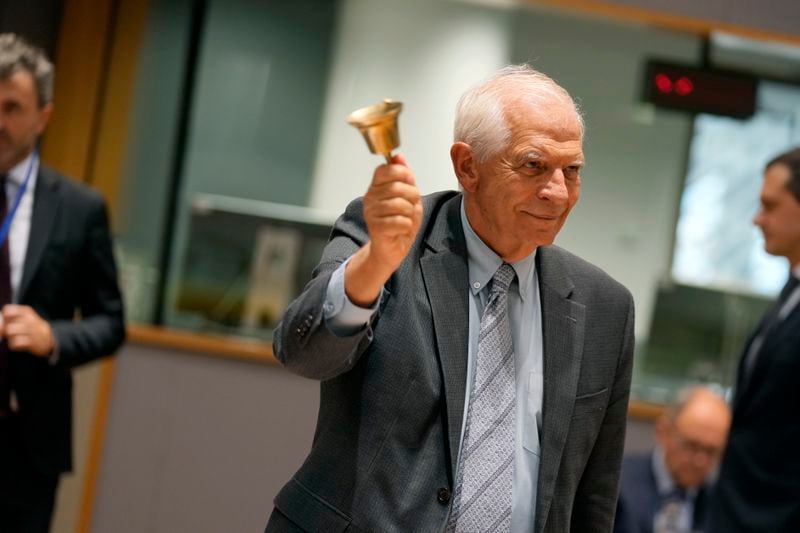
[672,433,723,459]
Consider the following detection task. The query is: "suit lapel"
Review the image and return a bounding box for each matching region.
[736,305,800,410]
[419,195,469,481]
[535,246,586,532]
[419,207,590,510]
[19,166,61,302]
[732,329,758,411]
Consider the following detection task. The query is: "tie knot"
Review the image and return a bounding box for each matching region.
[490,263,515,295]
[667,486,687,501]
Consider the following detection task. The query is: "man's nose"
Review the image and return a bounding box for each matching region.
[538,169,569,203]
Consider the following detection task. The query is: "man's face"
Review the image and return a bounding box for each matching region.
[754,163,800,267]
[457,96,583,262]
[0,69,52,173]
[657,401,730,489]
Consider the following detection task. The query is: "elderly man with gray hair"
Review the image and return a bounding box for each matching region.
[266,64,635,532]
[615,386,731,533]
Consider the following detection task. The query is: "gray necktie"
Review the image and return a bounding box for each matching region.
[654,489,688,533]
[447,263,516,532]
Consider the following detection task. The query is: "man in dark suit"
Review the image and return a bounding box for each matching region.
[709,147,800,532]
[267,65,634,532]
[0,33,126,532]
[615,387,731,533]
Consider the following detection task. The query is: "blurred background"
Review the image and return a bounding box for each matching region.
[3,0,800,531]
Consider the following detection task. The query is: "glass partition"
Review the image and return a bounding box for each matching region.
[635,77,800,403]
[634,282,771,402]
[170,194,334,340]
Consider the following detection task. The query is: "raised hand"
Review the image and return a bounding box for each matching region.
[345,153,422,307]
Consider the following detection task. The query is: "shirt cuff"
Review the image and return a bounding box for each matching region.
[324,259,381,337]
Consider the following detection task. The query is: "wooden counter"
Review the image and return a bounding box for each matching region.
[126,324,663,419]
[127,324,278,365]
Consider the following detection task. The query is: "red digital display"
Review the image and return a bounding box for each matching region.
[674,77,694,96]
[643,60,757,119]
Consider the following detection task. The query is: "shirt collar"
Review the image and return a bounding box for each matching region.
[5,151,39,187]
[652,445,699,499]
[652,446,676,496]
[459,199,537,301]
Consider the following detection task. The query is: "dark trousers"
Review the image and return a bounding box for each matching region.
[0,417,59,533]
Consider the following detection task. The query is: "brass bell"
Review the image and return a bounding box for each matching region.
[346,99,403,163]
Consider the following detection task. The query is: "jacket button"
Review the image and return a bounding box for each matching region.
[437,487,451,504]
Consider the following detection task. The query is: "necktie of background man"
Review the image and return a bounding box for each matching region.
[654,487,688,533]
[447,263,516,532]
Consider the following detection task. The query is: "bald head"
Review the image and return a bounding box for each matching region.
[656,387,732,489]
[666,387,730,425]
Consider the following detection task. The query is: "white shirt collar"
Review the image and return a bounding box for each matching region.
[652,445,699,499]
[6,151,39,187]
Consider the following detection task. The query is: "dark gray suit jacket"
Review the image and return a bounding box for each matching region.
[7,165,125,476]
[267,191,634,532]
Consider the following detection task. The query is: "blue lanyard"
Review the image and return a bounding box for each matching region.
[0,151,37,247]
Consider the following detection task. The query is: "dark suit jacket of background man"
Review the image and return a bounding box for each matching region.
[614,453,710,533]
[8,164,125,477]
[267,191,635,533]
[710,285,800,532]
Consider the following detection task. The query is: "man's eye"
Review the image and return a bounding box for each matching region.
[524,161,545,171]
[2,103,21,114]
[564,166,581,179]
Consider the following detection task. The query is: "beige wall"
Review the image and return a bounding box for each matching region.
[91,341,318,533]
[51,364,102,533]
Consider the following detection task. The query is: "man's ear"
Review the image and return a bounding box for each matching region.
[654,415,671,448]
[36,102,54,135]
[450,142,479,192]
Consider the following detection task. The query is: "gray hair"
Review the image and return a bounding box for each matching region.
[0,33,54,107]
[664,385,729,423]
[453,64,584,163]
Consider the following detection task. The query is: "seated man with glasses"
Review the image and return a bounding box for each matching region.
[615,386,731,533]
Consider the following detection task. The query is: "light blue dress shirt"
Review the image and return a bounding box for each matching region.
[324,199,544,532]
[459,200,543,533]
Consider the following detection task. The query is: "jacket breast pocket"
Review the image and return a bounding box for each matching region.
[571,387,608,419]
[273,478,351,533]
